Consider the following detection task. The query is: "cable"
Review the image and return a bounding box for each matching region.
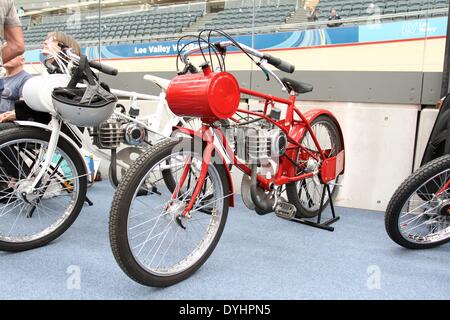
[176,33,224,74]
[199,29,264,74]
[175,29,265,76]
[204,29,226,71]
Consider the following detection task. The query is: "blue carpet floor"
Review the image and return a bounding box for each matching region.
[1,180,449,300]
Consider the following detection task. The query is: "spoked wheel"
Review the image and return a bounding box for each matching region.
[109,138,230,287]
[0,127,87,251]
[286,115,343,218]
[385,155,450,249]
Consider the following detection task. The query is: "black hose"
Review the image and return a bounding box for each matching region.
[110,148,120,187]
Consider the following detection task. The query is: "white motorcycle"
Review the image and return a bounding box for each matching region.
[0,46,193,251]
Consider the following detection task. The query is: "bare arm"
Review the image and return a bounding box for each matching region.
[3,26,25,64]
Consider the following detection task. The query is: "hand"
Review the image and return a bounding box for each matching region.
[0,111,16,123]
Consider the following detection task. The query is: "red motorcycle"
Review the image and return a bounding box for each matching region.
[109,32,345,287]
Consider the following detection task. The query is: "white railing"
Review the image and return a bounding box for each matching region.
[223,0,297,9]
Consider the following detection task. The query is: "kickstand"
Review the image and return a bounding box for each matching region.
[291,183,340,232]
[85,196,93,206]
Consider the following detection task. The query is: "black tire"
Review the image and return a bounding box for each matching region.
[109,138,230,287]
[0,126,87,252]
[286,115,343,218]
[385,155,450,249]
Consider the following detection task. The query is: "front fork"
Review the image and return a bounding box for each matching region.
[29,118,62,190]
[172,126,215,218]
[436,179,450,197]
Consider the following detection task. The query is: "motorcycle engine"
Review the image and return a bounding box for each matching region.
[93,116,147,149]
[93,117,126,149]
[124,123,147,146]
[232,121,287,164]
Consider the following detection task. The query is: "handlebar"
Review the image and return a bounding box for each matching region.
[262,53,295,74]
[181,40,295,74]
[65,49,118,76]
[180,40,295,92]
[88,59,118,76]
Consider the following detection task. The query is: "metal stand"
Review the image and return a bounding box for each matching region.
[85,196,93,206]
[291,184,340,232]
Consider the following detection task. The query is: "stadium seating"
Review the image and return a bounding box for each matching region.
[203,3,297,30]
[21,2,299,48]
[23,9,204,48]
[316,0,448,21]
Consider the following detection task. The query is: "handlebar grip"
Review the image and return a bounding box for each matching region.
[263,53,295,74]
[88,60,118,76]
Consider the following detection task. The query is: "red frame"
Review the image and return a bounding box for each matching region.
[175,86,345,216]
[436,179,450,196]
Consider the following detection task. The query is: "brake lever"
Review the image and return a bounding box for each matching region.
[258,60,270,81]
[188,64,198,74]
[177,64,189,75]
[259,61,287,92]
[178,63,198,75]
[263,68,270,81]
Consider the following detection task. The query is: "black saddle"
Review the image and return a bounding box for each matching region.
[281,77,313,95]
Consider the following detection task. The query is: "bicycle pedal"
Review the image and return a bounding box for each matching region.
[275,201,296,220]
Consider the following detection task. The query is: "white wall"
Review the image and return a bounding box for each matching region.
[298,101,419,212]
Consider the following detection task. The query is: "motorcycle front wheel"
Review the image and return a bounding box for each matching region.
[109,138,230,287]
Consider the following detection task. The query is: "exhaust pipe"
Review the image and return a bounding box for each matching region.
[250,164,275,215]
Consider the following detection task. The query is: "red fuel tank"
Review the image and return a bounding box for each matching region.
[166,66,240,121]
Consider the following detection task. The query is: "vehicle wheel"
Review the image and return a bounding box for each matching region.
[385,155,450,249]
[0,127,87,251]
[286,115,343,218]
[109,138,230,287]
